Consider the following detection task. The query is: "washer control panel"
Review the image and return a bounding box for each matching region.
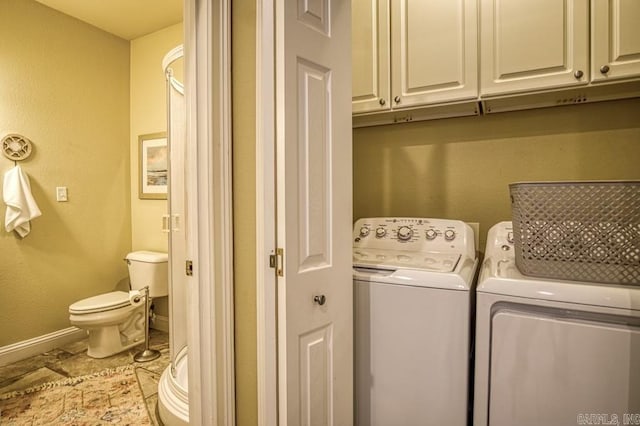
[353,217,475,259]
[485,221,516,260]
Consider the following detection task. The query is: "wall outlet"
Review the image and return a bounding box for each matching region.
[56,186,68,202]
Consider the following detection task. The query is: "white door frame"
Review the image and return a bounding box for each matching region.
[256,0,278,425]
[185,0,235,425]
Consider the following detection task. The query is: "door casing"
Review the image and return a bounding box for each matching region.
[184,0,235,424]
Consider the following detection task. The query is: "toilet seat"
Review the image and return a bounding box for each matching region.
[69,291,131,314]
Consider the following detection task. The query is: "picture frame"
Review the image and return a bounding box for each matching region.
[138,132,168,200]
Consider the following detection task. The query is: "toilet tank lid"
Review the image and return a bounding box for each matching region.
[126,251,168,263]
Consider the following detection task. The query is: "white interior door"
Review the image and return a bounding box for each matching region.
[276,0,353,425]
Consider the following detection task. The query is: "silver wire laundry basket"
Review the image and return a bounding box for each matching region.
[509,181,640,285]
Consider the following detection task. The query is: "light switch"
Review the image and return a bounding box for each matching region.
[56,186,68,202]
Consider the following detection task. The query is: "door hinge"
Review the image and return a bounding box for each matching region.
[269,248,284,277]
[185,260,193,276]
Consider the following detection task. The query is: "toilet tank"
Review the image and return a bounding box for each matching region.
[126,251,169,297]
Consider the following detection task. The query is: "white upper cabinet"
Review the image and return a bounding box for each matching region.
[352,0,390,114]
[390,0,478,109]
[591,0,640,82]
[352,0,478,114]
[480,0,589,96]
[353,0,640,122]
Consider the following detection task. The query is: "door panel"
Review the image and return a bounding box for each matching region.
[297,59,331,271]
[391,0,478,107]
[480,0,588,95]
[592,0,640,82]
[351,0,390,113]
[496,0,564,76]
[299,325,334,426]
[617,1,640,55]
[277,0,353,425]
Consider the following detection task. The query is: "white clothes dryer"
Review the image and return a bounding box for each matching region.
[474,222,640,426]
[353,217,478,426]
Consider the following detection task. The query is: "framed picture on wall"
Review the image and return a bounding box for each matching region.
[138,132,168,200]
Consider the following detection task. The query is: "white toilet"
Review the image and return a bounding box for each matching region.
[69,251,168,358]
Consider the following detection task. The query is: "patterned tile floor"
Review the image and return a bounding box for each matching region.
[0,329,169,425]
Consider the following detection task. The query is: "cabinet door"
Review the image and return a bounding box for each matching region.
[480,0,588,96]
[592,0,640,82]
[391,0,478,108]
[352,0,390,113]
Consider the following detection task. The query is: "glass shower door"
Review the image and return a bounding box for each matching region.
[158,45,190,425]
[166,52,188,380]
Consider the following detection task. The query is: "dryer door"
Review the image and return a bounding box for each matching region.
[489,308,640,426]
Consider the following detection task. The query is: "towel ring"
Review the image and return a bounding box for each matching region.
[2,134,33,162]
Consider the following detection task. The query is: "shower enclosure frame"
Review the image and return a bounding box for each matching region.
[158,44,189,425]
[181,0,235,425]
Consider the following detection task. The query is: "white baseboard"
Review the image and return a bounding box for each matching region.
[152,314,169,333]
[0,327,87,367]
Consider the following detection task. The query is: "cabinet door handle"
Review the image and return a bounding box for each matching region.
[379,98,386,106]
[313,295,326,306]
[600,65,610,74]
[394,96,401,104]
[161,214,170,233]
[573,70,584,79]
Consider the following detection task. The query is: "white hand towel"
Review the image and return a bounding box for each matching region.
[3,165,42,237]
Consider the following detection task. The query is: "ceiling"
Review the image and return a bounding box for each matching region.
[35,0,183,40]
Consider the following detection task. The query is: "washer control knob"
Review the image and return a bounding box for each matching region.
[444,229,456,241]
[375,227,386,238]
[359,227,370,237]
[397,226,413,241]
[425,229,437,240]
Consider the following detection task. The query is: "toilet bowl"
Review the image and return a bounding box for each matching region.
[69,291,146,358]
[69,251,168,359]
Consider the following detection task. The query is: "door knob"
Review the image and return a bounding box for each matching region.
[313,295,326,306]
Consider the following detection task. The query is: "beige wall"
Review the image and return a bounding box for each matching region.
[0,1,131,346]
[233,1,258,425]
[130,24,183,319]
[354,98,640,252]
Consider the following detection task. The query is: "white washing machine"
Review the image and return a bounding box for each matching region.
[353,217,478,426]
[474,222,640,426]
